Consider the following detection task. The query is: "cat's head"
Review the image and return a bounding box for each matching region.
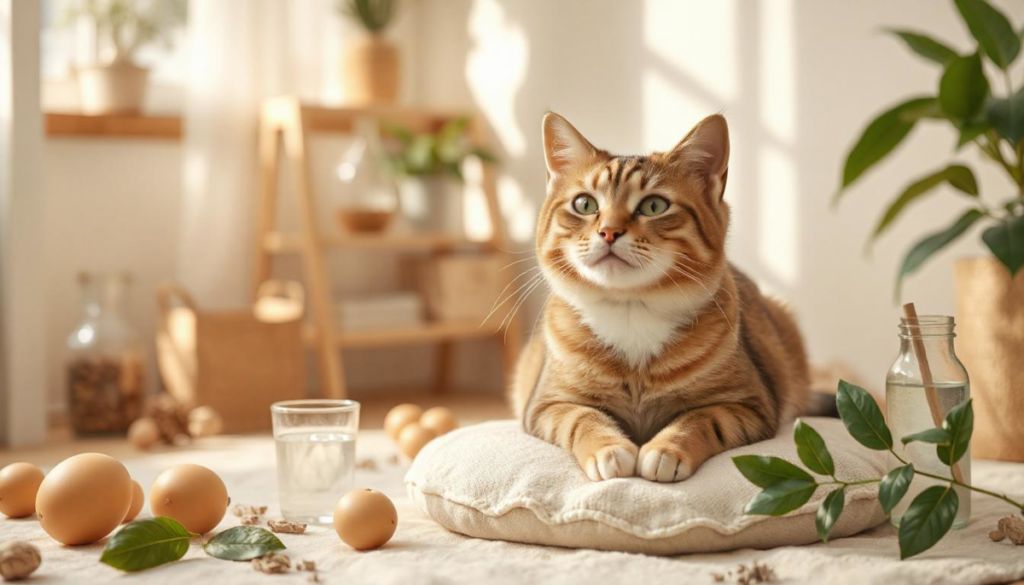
[536,112,731,301]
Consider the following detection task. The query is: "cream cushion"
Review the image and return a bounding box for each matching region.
[406,417,889,555]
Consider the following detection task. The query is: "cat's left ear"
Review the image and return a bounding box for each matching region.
[669,114,730,200]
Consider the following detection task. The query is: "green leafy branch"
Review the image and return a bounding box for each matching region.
[836,0,1024,295]
[338,0,397,35]
[733,380,1024,559]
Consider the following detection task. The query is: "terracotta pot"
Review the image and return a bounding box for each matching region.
[954,257,1024,462]
[76,63,148,115]
[342,36,399,105]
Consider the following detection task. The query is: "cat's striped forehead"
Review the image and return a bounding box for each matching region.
[577,155,664,201]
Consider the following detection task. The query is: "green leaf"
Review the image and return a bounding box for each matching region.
[839,97,937,191]
[879,463,916,514]
[816,488,846,544]
[982,215,1024,275]
[898,486,959,559]
[986,86,1024,144]
[956,120,990,148]
[938,53,990,121]
[794,419,835,476]
[836,380,893,450]
[901,427,953,445]
[203,526,286,561]
[743,479,818,516]
[954,0,1020,69]
[896,209,984,298]
[888,29,959,65]
[938,399,974,465]
[732,455,815,489]
[100,517,197,572]
[871,165,979,241]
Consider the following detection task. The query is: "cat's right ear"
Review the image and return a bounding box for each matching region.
[542,112,597,180]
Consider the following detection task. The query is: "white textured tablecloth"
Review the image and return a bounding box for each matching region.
[3,430,1024,584]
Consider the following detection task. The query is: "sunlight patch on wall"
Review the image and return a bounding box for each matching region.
[466,0,528,158]
[759,0,795,144]
[641,69,717,152]
[642,0,737,104]
[757,145,798,286]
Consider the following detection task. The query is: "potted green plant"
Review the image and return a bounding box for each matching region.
[338,0,399,105]
[384,117,496,234]
[837,0,1023,462]
[63,0,187,115]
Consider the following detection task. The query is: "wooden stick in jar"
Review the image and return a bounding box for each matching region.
[902,302,964,483]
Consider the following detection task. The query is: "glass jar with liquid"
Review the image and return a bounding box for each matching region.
[886,315,970,528]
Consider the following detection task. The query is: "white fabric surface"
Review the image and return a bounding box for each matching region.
[3,428,1024,584]
[406,418,888,554]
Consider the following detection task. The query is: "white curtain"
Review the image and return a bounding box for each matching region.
[179,0,341,308]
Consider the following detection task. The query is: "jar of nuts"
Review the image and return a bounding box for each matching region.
[66,272,144,435]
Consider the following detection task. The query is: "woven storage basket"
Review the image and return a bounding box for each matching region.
[155,283,306,432]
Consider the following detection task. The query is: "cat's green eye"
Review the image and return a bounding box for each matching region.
[636,195,670,217]
[572,194,599,215]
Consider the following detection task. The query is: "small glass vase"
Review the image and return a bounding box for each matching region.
[886,315,971,529]
[66,272,145,435]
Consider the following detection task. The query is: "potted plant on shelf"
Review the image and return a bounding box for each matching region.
[837,0,1023,461]
[63,0,187,115]
[384,117,496,234]
[338,0,399,105]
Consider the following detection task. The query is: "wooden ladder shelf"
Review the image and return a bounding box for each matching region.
[253,97,522,399]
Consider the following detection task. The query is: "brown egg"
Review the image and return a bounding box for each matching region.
[419,407,458,436]
[128,417,161,449]
[333,488,397,550]
[149,464,229,534]
[397,423,437,460]
[384,403,423,441]
[36,453,132,545]
[0,463,45,518]
[123,479,144,523]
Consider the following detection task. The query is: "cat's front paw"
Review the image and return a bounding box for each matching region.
[637,444,696,482]
[583,443,638,481]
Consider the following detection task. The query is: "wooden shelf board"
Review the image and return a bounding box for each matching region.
[45,112,182,139]
[264,231,492,253]
[304,320,500,349]
[300,104,468,135]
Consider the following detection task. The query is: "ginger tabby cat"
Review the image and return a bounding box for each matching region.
[510,113,809,483]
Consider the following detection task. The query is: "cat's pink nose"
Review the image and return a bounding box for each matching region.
[598,226,625,243]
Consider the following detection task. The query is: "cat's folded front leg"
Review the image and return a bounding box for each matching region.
[526,400,638,481]
[638,403,773,482]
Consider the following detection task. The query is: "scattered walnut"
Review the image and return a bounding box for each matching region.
[232,503,268,517]
[268,519,307,534]
[990,515,1024,545]
[240,515,261,526]
[297,559,316,571]
[252,552,291,574]
[355,457,378,471]
[0,541,41,581]
[710,562,776,585]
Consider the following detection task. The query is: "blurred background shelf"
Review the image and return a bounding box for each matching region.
[45,112,182,139]
[262,231,491,253]
[304,320,499,349]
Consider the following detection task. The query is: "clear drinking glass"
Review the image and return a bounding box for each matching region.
[271,399,360,524]
[886,315,971,529]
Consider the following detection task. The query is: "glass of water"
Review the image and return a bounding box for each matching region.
[271,399,360,524]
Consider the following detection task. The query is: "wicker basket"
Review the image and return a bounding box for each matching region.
[155,283,306,433]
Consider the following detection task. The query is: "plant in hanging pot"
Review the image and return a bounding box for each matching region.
[836,0,1024,461]
[383,117,497,235]
[338,0,400,105]
[63,0,187,115]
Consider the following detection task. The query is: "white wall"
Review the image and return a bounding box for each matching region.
[414,0,1023,394]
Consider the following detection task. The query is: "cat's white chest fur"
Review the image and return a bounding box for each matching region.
[572,297,690,367]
